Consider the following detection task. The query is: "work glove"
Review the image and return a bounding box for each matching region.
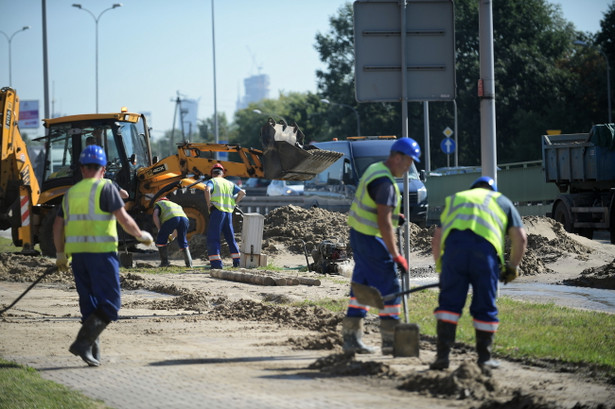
[398,213,406,227]
[167,234,175,244]
[136,231,154,246]
[393,254,408,274]
[500,263,518,284]
[56,252,70,273]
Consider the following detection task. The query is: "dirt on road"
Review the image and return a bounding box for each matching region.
[1,205,614,409]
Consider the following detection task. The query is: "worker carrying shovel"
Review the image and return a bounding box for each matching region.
[344,137,422,355]
[53,145,154,367]
[430,176,527,370]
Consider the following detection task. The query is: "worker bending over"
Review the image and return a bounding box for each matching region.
[152,197,192,267]
[430,176,527,370]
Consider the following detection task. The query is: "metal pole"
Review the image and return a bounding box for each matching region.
[400,0,411,323]
[212,0,219,157]
[42,0,50,120]
[453,99,458,167]
[423,101,430,173]
[479,0,498,181]
[0,26,30,86]
[72,4,122,113]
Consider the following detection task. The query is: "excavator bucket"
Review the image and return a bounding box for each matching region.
[260,119,343,181]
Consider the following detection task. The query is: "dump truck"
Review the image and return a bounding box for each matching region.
[542,124,615,242]
[0,87,342,256]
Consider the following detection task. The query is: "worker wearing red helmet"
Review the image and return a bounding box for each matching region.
[345,137,421,355]
[53,145,153,367]
[152,197,192,267]
[430,176,527,371]
[204,163,246,269]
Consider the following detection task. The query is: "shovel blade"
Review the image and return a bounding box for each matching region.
[351,282,385,310]
[394,323,420,357]
[120,252,133,269]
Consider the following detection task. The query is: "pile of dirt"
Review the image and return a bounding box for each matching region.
[263,205,351,254]
[564,259,615,289]
[398,361,503,400]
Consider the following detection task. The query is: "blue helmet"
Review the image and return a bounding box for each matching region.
[79,145,107,166]
[391,137,421,162]
[470,176,497,192]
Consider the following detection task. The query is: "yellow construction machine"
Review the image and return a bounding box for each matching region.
[0,87,342,257]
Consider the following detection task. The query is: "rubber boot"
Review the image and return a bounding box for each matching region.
[158,246,170,267]
[476,330,500,369]
[342,317,377,354]
[182,248,193,267]
[69,313,108,367]
[429,320,457,370]
[92,337,100,362]
[380,319,398,355]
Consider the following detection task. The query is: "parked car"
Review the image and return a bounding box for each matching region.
[266,180,304,196]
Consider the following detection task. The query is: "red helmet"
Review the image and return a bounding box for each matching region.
[211,163,225,175]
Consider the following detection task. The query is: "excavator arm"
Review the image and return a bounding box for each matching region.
[0,87,41,252]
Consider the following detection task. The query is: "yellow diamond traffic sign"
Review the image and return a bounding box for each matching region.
[443,127,454,137]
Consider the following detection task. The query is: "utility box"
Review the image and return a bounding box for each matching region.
[240,213,266,268]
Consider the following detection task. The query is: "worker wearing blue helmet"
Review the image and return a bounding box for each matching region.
[53,144,154,367]
[344,137,421,355]
[430,175,527,371]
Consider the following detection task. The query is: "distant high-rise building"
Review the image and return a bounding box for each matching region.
[237,73,270,110]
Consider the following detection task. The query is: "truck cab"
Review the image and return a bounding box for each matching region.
[305,138,428,226]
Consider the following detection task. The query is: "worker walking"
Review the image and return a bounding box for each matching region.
[345,138,421,355]
[430,176,527,370]
[152,197,192,267]
[204,163,246,269]
[53,145,153,367]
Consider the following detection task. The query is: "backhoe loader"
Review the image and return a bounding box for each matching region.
[0,87,342,257]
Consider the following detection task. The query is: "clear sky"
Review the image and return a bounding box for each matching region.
[0,0,612,139]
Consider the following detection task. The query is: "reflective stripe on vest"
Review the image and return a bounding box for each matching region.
[211,178,236,213]
[156,200,186,223]
[63,178,117,254]
[347,162,400,237]
[439,189,507,268]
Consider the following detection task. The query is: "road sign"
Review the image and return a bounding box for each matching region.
[442,126,453,137]
[440,137,455,154]
[353,0,455,102]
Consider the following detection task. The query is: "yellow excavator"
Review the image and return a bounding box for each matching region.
[0,87,342,257]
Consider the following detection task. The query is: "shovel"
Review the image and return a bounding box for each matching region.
[351,281,439,357]
[351,281,439,310]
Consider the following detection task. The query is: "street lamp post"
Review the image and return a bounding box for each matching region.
[0,26,30,86]
[320,98,361,136]
[574,40,612,123]
[72,3,122,113]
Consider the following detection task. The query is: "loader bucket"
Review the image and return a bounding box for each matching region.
[260,119,343,181]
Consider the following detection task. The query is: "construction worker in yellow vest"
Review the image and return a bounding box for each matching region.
[345,137,421,355]
[152,197,192,267]
[204,163,245,269]
[53,145,153,367]
[430,176,527,371]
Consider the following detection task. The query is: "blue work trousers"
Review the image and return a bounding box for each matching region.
[347,229,401,320]
[71,252,121,322]
[156,216,189,249]
[436,229,500,329]
[207,208,240,268]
